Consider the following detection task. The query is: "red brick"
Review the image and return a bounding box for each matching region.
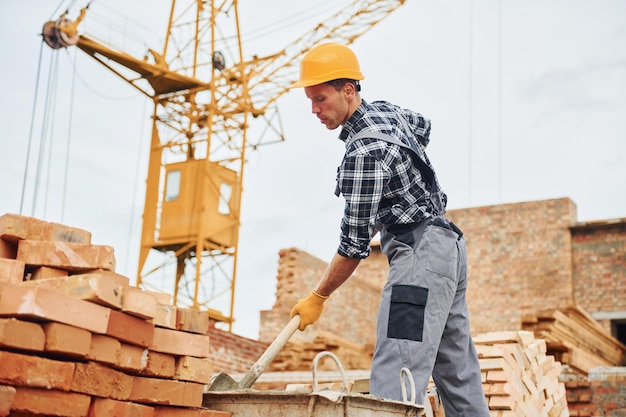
[0,318,45,351]
[153,303,178,329]
[22,272,124,309]
[0,214,91,245]
[117,343,147,372]
[87,334,121,365]
[175,356,214,384]
[71,361,133,400]
[129,377,204,408]
[176,308,210,334]
[0,350,74,390]
[107,309,154,347]
[11,387,91,416]
[43,322,92,357]
[17,240,115,272]
[142,351,176,378]
[0,284,111,334]
[0,258,24,284]
[122,286,157,319]
[153,407,231,417]
[84,268,130,286]
[30,265,69,280]
[88,397,154,417]
[0,385,16,417]
[144,290,172,305]
[0,239,17,259]
[151,327,210,357]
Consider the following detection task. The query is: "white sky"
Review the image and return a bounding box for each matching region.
[2,1,625,339]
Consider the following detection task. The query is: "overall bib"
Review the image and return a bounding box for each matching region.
[370,218,489,416]
[347,126,490,415]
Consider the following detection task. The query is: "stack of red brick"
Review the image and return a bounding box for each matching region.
[0,214,230,417]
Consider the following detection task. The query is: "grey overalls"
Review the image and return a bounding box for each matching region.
[347,128,490,416]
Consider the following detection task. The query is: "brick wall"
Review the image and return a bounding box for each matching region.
[571,220,626,334]
[446,197,578,334]
[261,197,626,346]
[257,197,626,414]
[566,377,626,416]
[259,247,380,346]
[207,323,268,373]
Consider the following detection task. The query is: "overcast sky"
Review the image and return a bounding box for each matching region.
[2,1,625,339]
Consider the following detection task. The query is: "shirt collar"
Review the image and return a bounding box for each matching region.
[339,100,369,142]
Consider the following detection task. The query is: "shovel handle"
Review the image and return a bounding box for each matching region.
[237,315,301,389]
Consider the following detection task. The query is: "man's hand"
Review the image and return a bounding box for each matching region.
[290,291,328,331]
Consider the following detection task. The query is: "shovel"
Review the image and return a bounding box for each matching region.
[208,315,301,391]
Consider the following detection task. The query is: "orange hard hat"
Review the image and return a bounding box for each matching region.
[291,43,364,88]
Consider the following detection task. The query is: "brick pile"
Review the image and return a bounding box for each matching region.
[0,213,230,417]
[474,330,569,417]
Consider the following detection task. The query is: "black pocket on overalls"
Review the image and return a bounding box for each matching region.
[387,284,428,342]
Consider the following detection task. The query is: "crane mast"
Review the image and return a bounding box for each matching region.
[42,0,407,330]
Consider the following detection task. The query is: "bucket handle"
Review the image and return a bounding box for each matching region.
[400,367,416,404]
[312,351,348,393]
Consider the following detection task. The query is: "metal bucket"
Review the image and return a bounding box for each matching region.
[203,352,428,417]
[202,390,425,417]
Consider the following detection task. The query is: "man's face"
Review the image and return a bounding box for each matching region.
[304,83,350,130]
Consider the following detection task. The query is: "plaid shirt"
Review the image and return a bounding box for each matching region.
[335,100,447,259]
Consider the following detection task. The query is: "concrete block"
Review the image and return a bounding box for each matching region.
[17,240,116,272]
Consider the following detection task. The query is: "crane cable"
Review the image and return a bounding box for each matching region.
[19,41,45,215]
[21,41,62,218]
[61,48,79,222]
[21,0,76,216]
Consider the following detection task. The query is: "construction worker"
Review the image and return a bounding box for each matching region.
[289,43,490,416]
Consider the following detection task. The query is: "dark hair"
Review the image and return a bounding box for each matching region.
[325,78,361,92]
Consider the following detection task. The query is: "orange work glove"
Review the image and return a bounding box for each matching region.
[290,291,328,331]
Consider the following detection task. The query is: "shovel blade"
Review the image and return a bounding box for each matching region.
[208,372,239,391]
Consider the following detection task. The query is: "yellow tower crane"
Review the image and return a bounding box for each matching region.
[42,0,407,331]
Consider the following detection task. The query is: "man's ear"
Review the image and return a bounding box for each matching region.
[343,82,355,99]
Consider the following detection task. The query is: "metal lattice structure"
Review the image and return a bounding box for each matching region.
[42,0,407,330]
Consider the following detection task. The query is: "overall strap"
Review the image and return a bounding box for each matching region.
[348,129,436,191]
